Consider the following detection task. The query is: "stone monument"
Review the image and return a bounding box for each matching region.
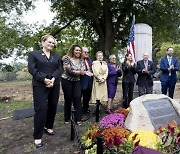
[134,23,161,98]
[124,94,180,132]
[135,23,152,61]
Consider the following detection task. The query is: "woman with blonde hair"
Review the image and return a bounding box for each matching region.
[28,34,61,148]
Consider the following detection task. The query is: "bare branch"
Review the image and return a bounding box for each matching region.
[51,18,75,36]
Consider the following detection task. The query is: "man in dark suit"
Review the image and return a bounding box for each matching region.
[80,47,93,114]
[136,52,156,96]
[160,47,179,98]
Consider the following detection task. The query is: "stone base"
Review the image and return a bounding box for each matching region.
[153,81,161,94]
[133,80,161,99]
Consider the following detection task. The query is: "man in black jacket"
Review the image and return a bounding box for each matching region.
[136,52,156,96]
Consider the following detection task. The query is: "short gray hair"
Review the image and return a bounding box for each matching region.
[109,54,116,60]
[96,51,103,57]
[82,47,89,52]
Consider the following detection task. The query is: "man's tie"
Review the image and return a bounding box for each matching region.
[144,60,148,69]
[168,57,172,66]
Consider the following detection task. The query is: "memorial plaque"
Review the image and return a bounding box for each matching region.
[143,98,180,130]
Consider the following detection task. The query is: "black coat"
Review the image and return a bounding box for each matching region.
[28,50,61,87]
[136,60,155,87]
[122,63,136,83]
[80,58,93,90]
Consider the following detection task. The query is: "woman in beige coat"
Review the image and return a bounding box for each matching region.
[91,51,108,105]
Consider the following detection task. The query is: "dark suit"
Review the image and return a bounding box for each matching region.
[160,56,179,98]
[28,50,61,139]
[136,60,155,96]
[122,63,136,108]
[80,58,93,112]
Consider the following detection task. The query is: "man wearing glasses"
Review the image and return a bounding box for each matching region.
[160,47,179,98]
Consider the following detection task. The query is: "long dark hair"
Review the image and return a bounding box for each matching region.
[67,44,83,58]
[124,53,132,63]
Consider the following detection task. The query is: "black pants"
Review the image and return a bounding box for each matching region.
[138,82,153,96]
[81,87,92,112]
[61,78,82,122]
[33,84,60,139]
[122,82,134,108]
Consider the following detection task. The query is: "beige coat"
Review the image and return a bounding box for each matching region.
[91,60,108,104]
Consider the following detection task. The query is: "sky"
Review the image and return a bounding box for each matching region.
[1,0,55,64]
[22,0,55,27]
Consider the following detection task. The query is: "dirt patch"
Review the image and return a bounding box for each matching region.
[0,82,101,154]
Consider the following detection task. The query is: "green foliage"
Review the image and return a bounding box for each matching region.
[16,67,32,81]
[54,22,94,57]
[50,0,180,56]
[156,122,180,154]
[0,0,35,14]
[0,100,32,113]
[0,1,41,59]
[0,72,16,81]
[0,62,31,81]
[0,80,31,86]
[156,42,180,64]
[0,0,179,62]
[0,17,37,59]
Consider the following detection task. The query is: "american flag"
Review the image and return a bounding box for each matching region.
[126,16,135,62]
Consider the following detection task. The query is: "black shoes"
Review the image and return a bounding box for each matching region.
[34,139,43,148]
[34,142,43,148]
[82,108,91,114]
[106,109,112,114]
[106,109,113,114]
[44,128,55,135]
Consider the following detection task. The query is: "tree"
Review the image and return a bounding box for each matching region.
[157,42,180,63]
[50,0,180,58]
[0,0,34,15]
[0,0,37,59]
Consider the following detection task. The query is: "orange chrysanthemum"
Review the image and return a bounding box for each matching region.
[114,108,129,117]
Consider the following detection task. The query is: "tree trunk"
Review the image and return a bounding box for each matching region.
[103,0,113,59]
[96,0,114,60]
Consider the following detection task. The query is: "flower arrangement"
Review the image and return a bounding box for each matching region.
[128,130,158,150]
[155,120,180,154]
[99,113,125,129]
[82,123,100,154]
[114,107,130,117]
[101,126,130,146]
[82,123,102,143]
[82,108,180,154]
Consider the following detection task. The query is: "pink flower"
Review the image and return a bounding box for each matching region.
[114,136,123,147]
[99,113,125,129]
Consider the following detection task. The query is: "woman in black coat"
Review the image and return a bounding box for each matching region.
[28,35,61,148]
[122,53,136,108]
